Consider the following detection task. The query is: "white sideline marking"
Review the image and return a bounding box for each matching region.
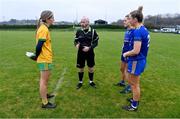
[50,67,67,102]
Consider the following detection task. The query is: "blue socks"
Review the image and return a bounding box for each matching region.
[131,100,139,108]
[125,85,131,91]
[120,80,125,84]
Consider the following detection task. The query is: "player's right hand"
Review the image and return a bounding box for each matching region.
[76,44,80,49]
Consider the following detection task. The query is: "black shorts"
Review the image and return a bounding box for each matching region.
[76,50,95,68]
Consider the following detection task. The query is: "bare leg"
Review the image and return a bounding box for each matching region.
[128,74,140,101]
[40,70,50,104]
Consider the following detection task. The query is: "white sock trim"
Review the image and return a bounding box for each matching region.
[131,104,137,109]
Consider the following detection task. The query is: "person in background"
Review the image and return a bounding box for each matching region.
[115,14,134,94]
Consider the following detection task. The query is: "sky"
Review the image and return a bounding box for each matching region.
[0,0,179,23]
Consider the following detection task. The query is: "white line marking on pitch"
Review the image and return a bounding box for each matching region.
[50,67,67,103]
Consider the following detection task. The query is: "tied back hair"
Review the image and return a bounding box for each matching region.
[36,10,53,31]
[130,6,144,23]
[138,6,143,12]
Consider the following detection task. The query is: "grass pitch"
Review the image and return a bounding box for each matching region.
[0,30,179,118]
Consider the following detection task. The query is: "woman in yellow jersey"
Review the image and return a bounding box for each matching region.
[32,10,56,109]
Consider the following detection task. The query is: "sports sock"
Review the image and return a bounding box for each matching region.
[131,100,139,108]
[126,85,131,91]
[88,72,94,82]
[78,72,84,82]
[120,80,125,84]
[42,98,48,105]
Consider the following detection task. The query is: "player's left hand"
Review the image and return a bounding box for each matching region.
[30,55,37,61]
[82,46,90,52]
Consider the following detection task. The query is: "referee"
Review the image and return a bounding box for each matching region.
[74,17,99,89]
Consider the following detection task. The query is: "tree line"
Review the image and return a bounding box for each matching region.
[112,13,180,29]
[0,13,179,30]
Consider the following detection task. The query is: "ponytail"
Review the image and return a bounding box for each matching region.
[138,6,143,12]
[130,6,144,23]
[36,18,42,34]
[37,18,42,30]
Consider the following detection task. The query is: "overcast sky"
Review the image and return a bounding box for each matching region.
[0,0,179,23]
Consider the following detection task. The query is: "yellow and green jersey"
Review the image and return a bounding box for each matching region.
[36,24,52,63]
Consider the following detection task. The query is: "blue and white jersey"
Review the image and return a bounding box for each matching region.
[122,29,134,53]
[128,25,150,61]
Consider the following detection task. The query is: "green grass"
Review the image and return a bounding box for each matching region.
[0,30,180,118]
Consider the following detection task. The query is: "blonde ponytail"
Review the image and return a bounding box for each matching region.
[36,18,42,30]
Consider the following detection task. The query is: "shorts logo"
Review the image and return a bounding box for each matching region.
[131,61,137,74]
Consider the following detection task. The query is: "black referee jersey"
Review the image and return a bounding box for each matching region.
[74,27,99,50]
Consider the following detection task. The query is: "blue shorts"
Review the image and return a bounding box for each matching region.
[127,59,146,76]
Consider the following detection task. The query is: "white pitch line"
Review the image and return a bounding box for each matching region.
[50,67,67,103]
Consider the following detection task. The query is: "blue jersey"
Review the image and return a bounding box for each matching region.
[128,25,150,61]
[122,29,134,53]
